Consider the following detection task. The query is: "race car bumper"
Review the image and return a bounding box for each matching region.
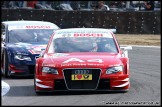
[9,64,35,76]
[35,74,130,92]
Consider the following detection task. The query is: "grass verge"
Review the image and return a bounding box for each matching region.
[115,34,160,46]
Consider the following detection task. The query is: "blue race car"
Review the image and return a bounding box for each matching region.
[1,21,60,77]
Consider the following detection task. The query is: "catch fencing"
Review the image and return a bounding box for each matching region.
[1,9,160,34]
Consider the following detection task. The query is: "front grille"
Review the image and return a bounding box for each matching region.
[97,79,110,90]
[63,69,101,90]
[54,79,67,90]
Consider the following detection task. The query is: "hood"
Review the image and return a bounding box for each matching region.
[43,52,122,68]
[7,42,47,55]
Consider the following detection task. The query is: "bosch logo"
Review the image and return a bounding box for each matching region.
[74,70,89,74]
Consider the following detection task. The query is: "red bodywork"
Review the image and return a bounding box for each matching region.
[35,29,130,92]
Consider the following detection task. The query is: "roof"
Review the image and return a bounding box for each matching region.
[55,28,114,33]
[2,20,59,29]
[54,28,114,38]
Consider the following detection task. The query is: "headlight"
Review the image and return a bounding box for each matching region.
[106,66,123,74]
[42,67,58,74]
[14,54,32,61]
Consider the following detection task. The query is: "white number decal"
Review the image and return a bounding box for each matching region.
[87,59,103,63]
[62,58,103,63]
[62,58,84,63]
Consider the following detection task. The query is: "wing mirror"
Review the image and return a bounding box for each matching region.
[120,46,132,57]
[35,50,45,59]
[108,29,116,33]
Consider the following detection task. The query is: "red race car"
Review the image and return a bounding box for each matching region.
[34,28,132,93]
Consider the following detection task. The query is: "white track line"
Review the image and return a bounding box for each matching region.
[120,45,160,48]
[1,81,10,96]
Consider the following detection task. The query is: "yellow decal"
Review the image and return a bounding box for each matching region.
[71,74,92,80]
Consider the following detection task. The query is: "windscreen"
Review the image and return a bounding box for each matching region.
[48,37,118,53]
[8,29,54,43]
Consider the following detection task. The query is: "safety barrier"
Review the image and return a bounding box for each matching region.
[1,9,160,34]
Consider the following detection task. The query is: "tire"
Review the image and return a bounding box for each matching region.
[34,72,40,94]
[34,75,36,91]
[34,74,44,95]
[2,51,10,78]
[34,80,38,94]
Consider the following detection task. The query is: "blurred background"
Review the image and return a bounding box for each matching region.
[1,1,161,34]
[1,1,161,11]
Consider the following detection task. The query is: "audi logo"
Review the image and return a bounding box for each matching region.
[74,69,90,74]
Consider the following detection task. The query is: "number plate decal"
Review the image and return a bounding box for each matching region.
[71,74,92,80]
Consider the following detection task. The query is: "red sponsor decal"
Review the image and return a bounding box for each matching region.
[74,33,103,37]
[28,50,41,54]
[76,74,82,79]
[28,50,35,54]
[26,26,51,29]
[28,45,46,54]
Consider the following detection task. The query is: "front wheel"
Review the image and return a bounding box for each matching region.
[34,72,40,94]
[2,51,10,78]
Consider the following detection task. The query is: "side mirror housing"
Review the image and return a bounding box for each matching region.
[108,29,116,33]
[35,50,45,60]
[120,46,132,57]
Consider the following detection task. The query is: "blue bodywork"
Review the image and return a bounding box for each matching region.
[4,42,46,76]
[1,21,59,77]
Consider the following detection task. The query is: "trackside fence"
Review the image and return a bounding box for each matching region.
[1,9,160,34]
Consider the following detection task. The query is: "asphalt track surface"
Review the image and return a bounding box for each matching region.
[1,46,161,106]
